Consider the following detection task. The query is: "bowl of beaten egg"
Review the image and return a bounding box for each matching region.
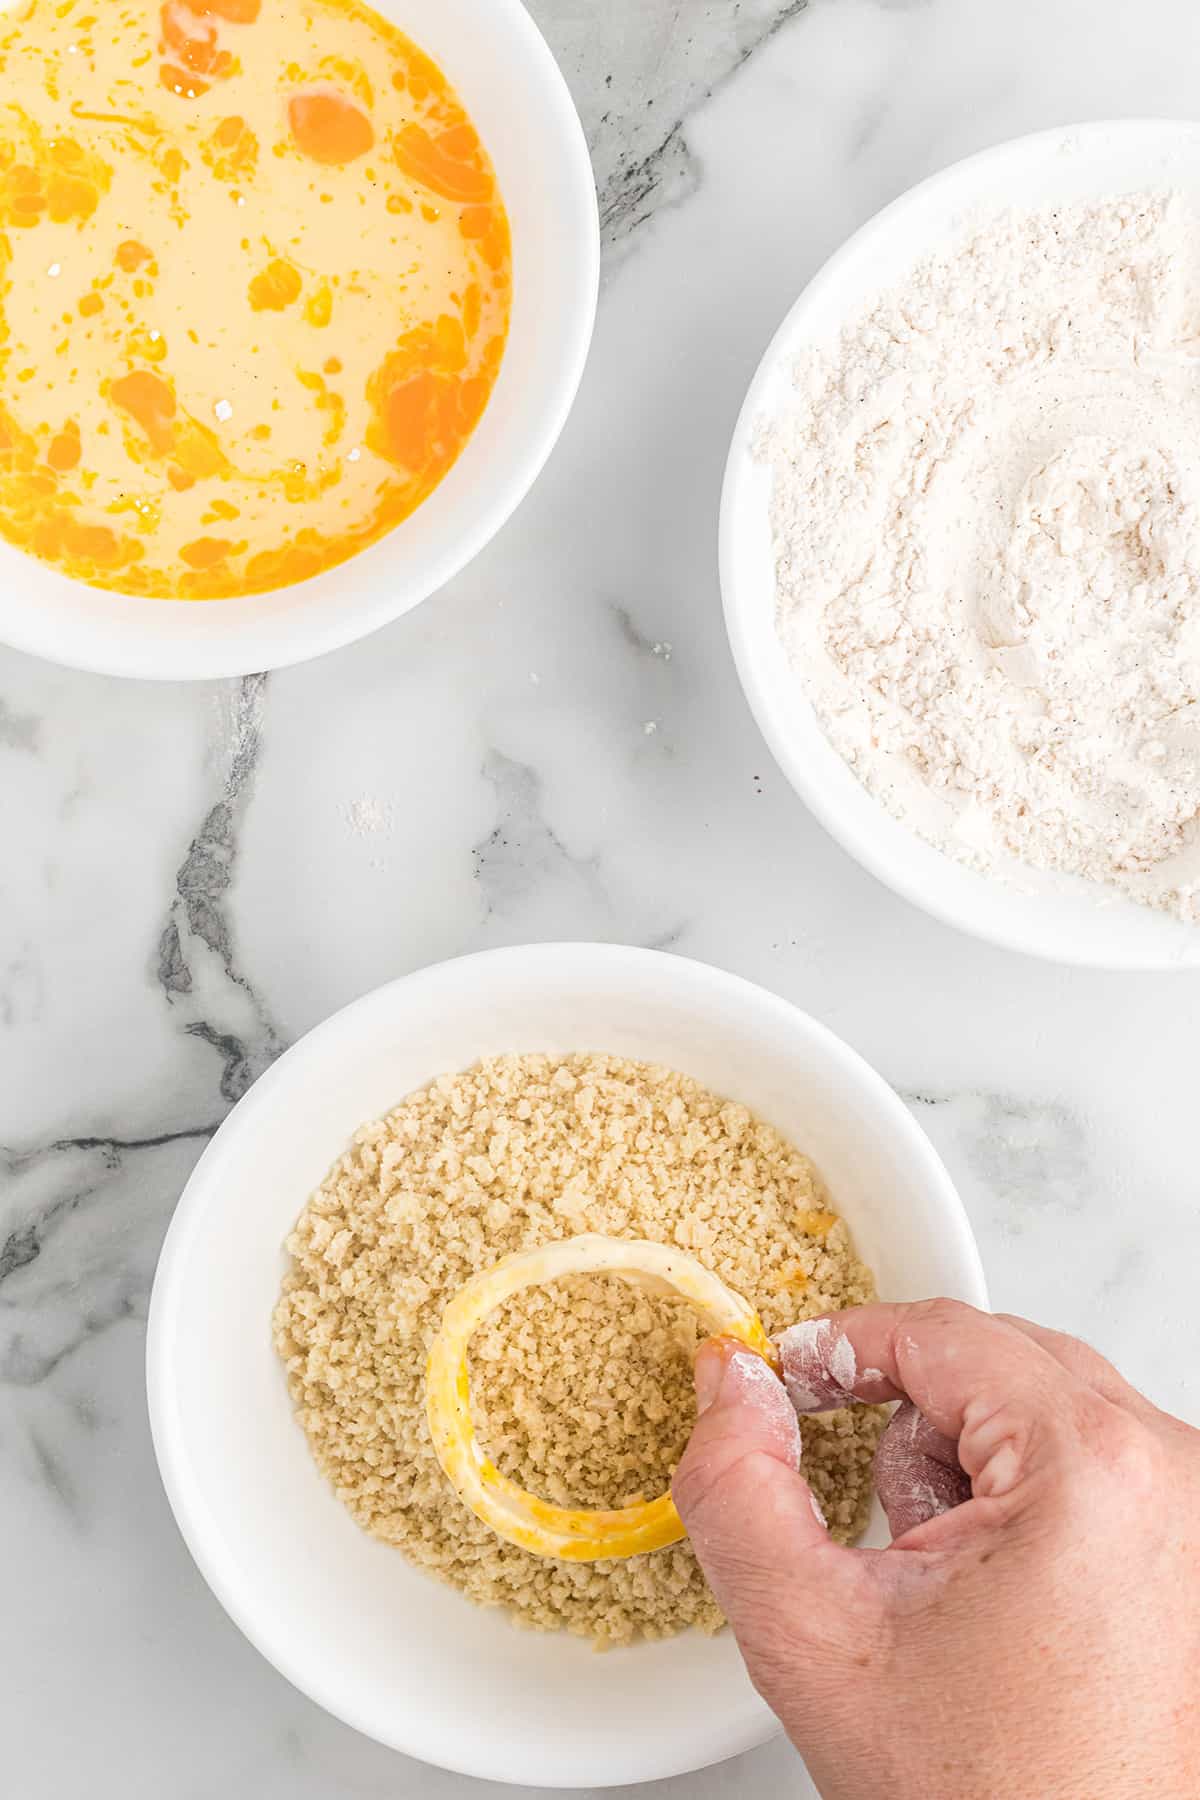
[0,0,597,678]
[147,944,987,1788]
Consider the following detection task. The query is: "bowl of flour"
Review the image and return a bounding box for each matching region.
[722,120,1200,968]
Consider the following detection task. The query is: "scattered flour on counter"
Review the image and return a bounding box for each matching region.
[343,793,395,837]
[763,191,1200,921]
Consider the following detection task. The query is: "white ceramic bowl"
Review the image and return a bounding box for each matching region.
[147,943,987,1789]
[1,0,598,681]
[721,120,1200,971]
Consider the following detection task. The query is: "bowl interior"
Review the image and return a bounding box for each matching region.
[722,120,1200,970]
[148,946,986,1789]
[0,0,597,680]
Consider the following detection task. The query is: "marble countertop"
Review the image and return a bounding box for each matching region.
[4,1,1200,1795]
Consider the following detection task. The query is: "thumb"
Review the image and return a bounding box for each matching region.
[673,1338,863,1698]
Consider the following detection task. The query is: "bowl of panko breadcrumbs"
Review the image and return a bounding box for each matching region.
[146,944,987,1789]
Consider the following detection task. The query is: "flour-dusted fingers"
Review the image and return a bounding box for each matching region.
[776,1315,904,1412]
[874,1400,971,1539]
[777,1300,1100,1500]
[673,1338,878,1726]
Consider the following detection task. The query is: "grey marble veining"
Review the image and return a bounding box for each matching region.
[4,0,1200,1795]
[156,673,282,1103]
[533,0,811,249]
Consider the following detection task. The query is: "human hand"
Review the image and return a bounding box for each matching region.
[672,1302,1200,1800]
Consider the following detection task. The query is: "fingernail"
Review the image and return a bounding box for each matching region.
[694,1339,731,1413]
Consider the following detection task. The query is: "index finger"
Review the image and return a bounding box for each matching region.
[777,1300,1082,1494]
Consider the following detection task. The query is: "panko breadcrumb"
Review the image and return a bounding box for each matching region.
[273,1054,886,1647]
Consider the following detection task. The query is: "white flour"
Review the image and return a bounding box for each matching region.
[764,192,1200,921]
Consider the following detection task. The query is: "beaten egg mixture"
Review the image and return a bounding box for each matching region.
[0,0,511,598]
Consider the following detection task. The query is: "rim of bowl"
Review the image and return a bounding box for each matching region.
[720,119,1200,973]
[1,0,599,683]
[146,943,987,1784]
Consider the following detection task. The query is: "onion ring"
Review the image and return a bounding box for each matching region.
[425,1232,778,1561]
